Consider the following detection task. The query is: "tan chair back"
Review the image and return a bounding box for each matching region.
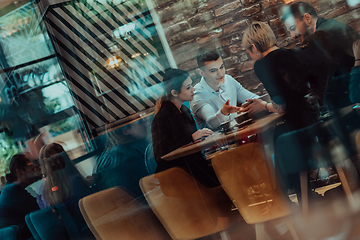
[212,143,292,224]
[78,187,169,240]
[139,167,241,240]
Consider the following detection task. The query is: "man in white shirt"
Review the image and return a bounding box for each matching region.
[191,50,258,130]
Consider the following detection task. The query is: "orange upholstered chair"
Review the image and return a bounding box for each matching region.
[140,167,241,240]
[78,187,170,240]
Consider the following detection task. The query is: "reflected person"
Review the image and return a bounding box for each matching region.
[152,68,219,187]
[191,50,259,130]
[95,119,150,199]
[0,154,41,240]
[38,143,92,234]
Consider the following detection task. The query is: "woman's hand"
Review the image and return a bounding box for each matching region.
[192,128,214,141]
[221,100,241,116]
[240,98,267,116]
[353,39,360,67]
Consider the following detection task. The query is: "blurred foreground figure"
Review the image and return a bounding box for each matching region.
[38,143,92,232]
[0,154,41,240]
[95,119,150,199]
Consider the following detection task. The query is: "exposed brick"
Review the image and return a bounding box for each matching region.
[168,34,182,46]
[241,0,258,6]
[276,36,297,48]
[226,67,239,76]
[335,8,360,24]
[222,20,248,35]
[159,4,196,26]
[173,43,199,65]
[171,40,197,56]
[238,60,255,72]
[198,0,226,11]
[165,21,190,37]
[229,44,243,54]
[262,0,278,9]
[214,15,234,28]
[196,29,223,44]
[239,52,250,61]
[272,27,286,37]
[153,0,178,9]
[223,56,240,67]
[320,5,348,19]
[179,59,198,71]
[235,71,256,83]
[238,3,261,17]
[220,33,243,47]
[247,11,268,22]
[189,11,215,27]
[175,25,208,44]
[215,0,242,17]
[269,17,283,28]
[263,6,280,20]
[217,46,230,58]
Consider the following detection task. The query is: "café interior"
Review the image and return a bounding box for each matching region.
[1,0,360,239]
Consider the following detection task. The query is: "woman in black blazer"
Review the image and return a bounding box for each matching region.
[152,69,219,187]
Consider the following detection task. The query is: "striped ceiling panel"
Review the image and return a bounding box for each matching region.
[41,0,171,131]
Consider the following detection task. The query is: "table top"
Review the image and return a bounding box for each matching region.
[161,113,284,161]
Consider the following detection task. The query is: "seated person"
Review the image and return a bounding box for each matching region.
[38,143,92,233]
[152,68,219,188]
[350,39,360,104]
[0,154,41,240]
[191,50,259,130]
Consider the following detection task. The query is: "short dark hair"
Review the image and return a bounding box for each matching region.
[197,50,221,69]
[281,1,318,23]
[6,154,30,183]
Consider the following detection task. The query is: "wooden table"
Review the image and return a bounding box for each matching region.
[161,113,284,161]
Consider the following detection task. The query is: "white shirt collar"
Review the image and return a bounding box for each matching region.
[200,77,225,93]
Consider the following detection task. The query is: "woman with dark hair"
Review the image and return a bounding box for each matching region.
[0,154,40,240]
[152,68,219,187]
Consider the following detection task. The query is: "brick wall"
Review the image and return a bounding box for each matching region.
[153,0,360,95]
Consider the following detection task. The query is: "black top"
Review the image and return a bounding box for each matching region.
[151,101,219,187]
[316,17,359,61]
[298,18,360,104]
[0,183,40,240]
[254,48,316,130]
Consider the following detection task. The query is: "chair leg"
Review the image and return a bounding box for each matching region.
[255,223,271,240]
[300,171,308,218]
[219,231,230,240]
[284,217,300,240]
[335,162,356,211]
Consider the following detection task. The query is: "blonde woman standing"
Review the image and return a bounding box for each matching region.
[241,21,316,130]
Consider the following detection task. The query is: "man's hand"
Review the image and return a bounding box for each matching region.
[220,100,241,116]
[192,128,214,141]
[240,98,266,116]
